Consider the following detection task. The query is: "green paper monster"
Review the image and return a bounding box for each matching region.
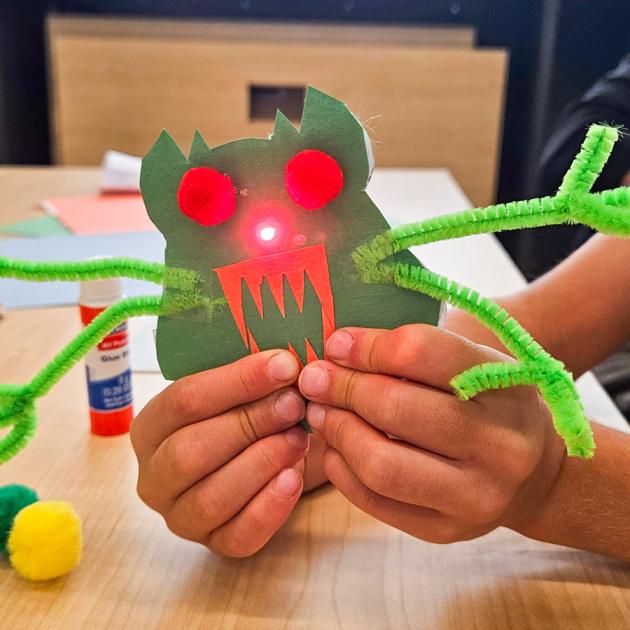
[2,92,628,463]
[141,87,441,379]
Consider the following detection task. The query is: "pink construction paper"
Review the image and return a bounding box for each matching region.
[42,194,156,235]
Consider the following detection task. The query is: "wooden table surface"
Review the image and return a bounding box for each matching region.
[0,167,629,629]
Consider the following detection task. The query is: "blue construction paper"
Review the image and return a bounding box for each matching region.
[0,231,165,309]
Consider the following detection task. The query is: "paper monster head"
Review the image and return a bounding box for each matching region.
[141,87,441,379]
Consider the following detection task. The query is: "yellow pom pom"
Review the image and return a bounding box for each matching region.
[7,501,82,581]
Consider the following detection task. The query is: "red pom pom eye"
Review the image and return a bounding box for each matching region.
[177,167,236,226]
[285,149,344,210]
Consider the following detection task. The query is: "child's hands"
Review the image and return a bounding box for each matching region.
[131,350,309,557]
[298,325,566,544]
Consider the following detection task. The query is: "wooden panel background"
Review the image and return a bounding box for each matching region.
[48,17,507,206]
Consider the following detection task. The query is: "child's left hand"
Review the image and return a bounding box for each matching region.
[298,325,566,543]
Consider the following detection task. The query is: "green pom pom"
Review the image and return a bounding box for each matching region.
[0,484,38,554]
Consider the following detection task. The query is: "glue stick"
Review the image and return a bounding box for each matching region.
[79,277,133,436]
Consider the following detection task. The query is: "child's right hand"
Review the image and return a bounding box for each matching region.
[130,350,309,557]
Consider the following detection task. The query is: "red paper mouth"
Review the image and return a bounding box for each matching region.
[214,243,336,362]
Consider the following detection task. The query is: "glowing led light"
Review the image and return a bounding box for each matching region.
[260,226,276,241]
[258,224,277,242]
[258,225,278,242]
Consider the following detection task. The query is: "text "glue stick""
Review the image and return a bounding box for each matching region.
[79,277,133,436]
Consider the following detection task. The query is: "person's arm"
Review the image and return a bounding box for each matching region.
[447,234,630,377]
[513,422,630,560]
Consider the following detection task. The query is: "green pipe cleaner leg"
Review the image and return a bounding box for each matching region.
[0,256,166,284]
[452,360,591,457]
[0,295,163,463]
[452,361,550,400]
[0,256,214,464]
[557,123,618,195]
[0,386,36,465]
[351,124,630,459]
[386,263,595,458]
[0,256,203,293]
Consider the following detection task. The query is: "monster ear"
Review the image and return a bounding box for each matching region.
[140,130,188,234]
[295,86,374,192]
[188,129,212,163]
[272,110,300,143]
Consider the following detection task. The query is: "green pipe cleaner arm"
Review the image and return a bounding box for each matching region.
[0,256,211,464]
[0,255,209,297]
[353,124,630,459]
[0,295,163,464]
[0,256,166,284]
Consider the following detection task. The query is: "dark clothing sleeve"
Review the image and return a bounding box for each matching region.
[521,53,630,279]
[538,53,630,197]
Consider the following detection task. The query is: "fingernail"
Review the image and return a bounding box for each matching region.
[275,468,302,497]
[274,391,304,423]
[327,330,353,360]
[268,352,299,382]
[306,403,325,431]
[299,364,327,397]
[284,426,309,450]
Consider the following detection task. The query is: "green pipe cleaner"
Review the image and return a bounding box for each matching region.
[0,295,162,463]
[0,256,223,462]
[0,257,166,285]
[0,124,628,463]
[354,124,630,458]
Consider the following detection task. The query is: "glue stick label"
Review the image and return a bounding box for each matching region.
[80,304,133,435]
